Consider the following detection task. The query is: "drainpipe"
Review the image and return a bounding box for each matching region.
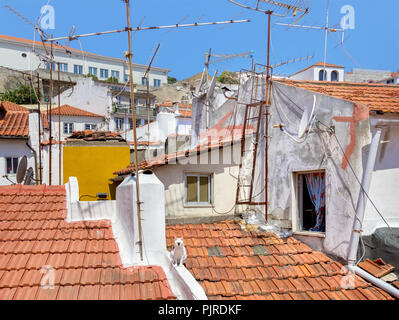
[347,120,399,298]
[26,141,39,185]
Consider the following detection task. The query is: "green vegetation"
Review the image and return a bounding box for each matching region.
[107,76,119,83]
[217,71,239,84]
[85,73,98,81]
[1,83,38,104]
[168,76,177,84]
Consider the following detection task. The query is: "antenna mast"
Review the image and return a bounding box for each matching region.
[143,43,161,146]
[275,0,345,80]
[227,0,310,222]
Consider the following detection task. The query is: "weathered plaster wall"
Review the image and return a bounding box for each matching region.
[153,147,239,219]
[269,82,371,259]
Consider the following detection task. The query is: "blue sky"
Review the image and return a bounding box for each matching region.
[0,0,398,80]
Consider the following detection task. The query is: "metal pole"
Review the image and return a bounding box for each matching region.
[146,73,150,145]
[125,0,144,261]
[49,38,53,185]
[347,127,383,267]
[37,73,42,184]
[323,0,330,80]
[57,62,61,185]
[45,20,251,42]
[264,11,272,223]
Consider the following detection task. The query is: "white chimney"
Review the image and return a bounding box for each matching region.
[156,111,177,141]
[114,170,166,266]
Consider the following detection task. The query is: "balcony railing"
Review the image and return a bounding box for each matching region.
[113,104,156,117]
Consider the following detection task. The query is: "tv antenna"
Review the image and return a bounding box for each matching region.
[227,0,310,221]
[37,0,250,262]
[274,95,317,143]
[143,43,161,144]
[275,0,346,80]
[271,54,314,69]
[204,49,254,77]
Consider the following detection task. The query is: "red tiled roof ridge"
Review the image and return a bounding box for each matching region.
[275,79,399,113]
[0,103,30,138]
[45,105,103,118]
[1,101,29,112]
[276,78,399,88]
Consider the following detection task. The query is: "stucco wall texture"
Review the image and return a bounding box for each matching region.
[63,145,130,200]
[269,82,371,259]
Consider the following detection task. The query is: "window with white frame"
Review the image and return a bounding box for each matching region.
[124,74,129,82]
[73,64,83,74]
[89,67,98,76]
[64,123,74,134]
[6,157,19,174]
[59,63,68,72]
[111,70,120,80]
[115,118,123,130]
[45,62,55,70]
[100,68,109,78]
[295,171,326,233]
[85,123,96,130]
[153,79,161,87]
[185,174,212,205]
[141,77,147,85]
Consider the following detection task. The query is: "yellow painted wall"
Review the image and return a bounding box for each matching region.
[63,145,130,200]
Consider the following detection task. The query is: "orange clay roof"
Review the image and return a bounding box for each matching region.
[166,220,394,300]
[47,105,103,118]
[276,79,399,113]
[0,184,175,300]
[0,101,29,138]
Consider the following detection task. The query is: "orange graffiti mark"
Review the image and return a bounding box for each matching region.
[333,103,369,170]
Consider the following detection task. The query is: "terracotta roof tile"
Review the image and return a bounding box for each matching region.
[0,184,175,300]
[0,102,29,138]
[358,258,396,278]
[276,79,399,113]
[46,105,103,118]
[166,220,395,300]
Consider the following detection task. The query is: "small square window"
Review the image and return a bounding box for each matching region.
[85,124,96,130]
[6,157,19,174]
[100,69,109,78]
[153,79,161,87]
[73,65,83,75]
[115,118,123,130]
[185,174,212,205]
[64,123,74,134]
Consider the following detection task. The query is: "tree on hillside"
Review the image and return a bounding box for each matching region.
[168,76,177,84]
[217,71,239,84]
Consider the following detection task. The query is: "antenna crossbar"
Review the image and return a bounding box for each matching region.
[44,20,251,42]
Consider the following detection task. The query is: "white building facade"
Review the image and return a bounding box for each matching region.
[0,34,169,86]
[289,62,345,82]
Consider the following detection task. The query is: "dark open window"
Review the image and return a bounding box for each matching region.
[297,171,326,233]
[319,70,327,81]
[331,70,339,82]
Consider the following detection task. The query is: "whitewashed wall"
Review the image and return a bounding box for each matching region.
[0,139,34,185]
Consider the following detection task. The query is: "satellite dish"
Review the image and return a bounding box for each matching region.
[298,95,316,138]
[277,95,316,143]
[16,156,27,184]
[24,167,34,185]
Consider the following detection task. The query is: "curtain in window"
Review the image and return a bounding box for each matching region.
[305,172,326,232]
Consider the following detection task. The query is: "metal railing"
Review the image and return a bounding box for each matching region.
[113,104,156,116]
